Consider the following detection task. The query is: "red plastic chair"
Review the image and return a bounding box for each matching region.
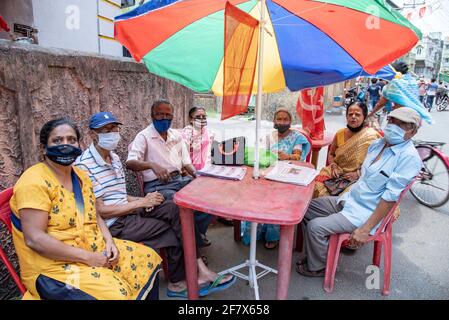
[0,187,27,295]
[323,181,415,296]
[127,143,170,280]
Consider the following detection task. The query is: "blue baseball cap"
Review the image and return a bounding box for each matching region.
[89,112,122,129]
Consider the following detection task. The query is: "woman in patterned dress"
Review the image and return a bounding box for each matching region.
[10,118,161,300]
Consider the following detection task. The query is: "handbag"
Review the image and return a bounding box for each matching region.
[244,146,278,168]
[211,136,245,165]
[323,177,355,196]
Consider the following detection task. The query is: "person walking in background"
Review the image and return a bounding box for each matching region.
[426,78,438,112]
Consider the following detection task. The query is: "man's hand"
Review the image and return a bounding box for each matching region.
[348,227,370,248]
[183,164,197,178]
[141,192,164,208]
[151,162,171,183]
[278,151,290,161]
[343,171,359,181]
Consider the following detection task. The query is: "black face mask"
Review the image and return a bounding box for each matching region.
[274,123,290,134]
[46,144,82,166]
[347,123,365,133]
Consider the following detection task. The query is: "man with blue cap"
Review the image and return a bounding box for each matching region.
[76,111,235,298]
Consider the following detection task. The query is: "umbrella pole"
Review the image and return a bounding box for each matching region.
[253,0,266,180]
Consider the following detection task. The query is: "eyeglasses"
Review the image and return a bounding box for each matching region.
[194,115,207,120]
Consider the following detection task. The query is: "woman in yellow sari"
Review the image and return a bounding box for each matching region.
[10,118,161,300]
[314,102,381,198]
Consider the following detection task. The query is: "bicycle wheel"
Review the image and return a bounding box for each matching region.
[410,145,449,207]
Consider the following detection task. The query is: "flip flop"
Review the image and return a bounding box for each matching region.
[295,263,325,277]
[166,284,210,298]
[201,274,236,295]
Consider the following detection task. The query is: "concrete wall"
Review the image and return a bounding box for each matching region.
[0,39,193,191]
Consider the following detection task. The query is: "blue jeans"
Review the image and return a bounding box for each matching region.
[144,175,213,246]
[427,95,435,110]
[368,97,379,112]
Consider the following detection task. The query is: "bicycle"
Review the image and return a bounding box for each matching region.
[410,140,449,207]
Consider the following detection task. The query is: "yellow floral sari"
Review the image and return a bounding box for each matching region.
[10,163,161,300]
[314,127,381,198]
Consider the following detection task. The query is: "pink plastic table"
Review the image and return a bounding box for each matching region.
[173,163,315,300]
[310,131,334,168]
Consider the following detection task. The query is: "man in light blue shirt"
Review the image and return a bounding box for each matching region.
[296,108,422,277]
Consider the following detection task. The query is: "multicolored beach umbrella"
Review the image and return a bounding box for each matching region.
[114,0,421,94]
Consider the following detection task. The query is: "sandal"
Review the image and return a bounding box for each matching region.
[166,283,210,299]
[263,240,279,250]
[200,274,236,295]
[295,263,325,277]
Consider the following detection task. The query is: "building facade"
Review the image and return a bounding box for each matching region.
[413,32,443,80]
[441,37,449,73]
[1,0,126,57]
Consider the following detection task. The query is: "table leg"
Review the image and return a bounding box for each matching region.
[179,207,199,299]
[276,225,295,300]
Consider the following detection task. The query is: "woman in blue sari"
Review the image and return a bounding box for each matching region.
[242,109,311,249]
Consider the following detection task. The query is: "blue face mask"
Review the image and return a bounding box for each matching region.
[384,123,406,145]
[153,119,172,133]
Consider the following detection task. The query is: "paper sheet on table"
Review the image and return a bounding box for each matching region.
[264,161,318,186]
[197,164,247,181]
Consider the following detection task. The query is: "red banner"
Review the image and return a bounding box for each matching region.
[221,1,259,120]
[296,87,325,140]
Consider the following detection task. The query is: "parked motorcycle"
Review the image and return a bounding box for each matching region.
[436,91,448,111]
[344,85,365,108]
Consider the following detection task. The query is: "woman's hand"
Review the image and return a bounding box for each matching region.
[343,171,359,181]
[330,163,339,178]
[105,240,120,267]
[84,251,109,267]
[278,151,290,161]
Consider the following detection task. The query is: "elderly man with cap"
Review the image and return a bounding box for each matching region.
[296,108,422,277]
[75,111,235,298]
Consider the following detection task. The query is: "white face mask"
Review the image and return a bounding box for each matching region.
[98,132,121,150]
[193,119,207,129]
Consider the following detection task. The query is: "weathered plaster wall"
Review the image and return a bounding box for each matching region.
[0,39,193,190]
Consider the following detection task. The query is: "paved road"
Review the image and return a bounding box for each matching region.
[160,108,449,300]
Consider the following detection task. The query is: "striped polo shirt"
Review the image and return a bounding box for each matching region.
[75,143,128,227]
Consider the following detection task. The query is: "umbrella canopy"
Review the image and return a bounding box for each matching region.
[115,0,420,94]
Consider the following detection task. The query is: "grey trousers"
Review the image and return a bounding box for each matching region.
[302,196,357,271]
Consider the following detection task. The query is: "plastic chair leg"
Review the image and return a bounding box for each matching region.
[233,220,241,242]
[382,233,392,296]
[295,224,303,253]
[0,246,26,294]
[323,234,345,293]
[373,241,382,267]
